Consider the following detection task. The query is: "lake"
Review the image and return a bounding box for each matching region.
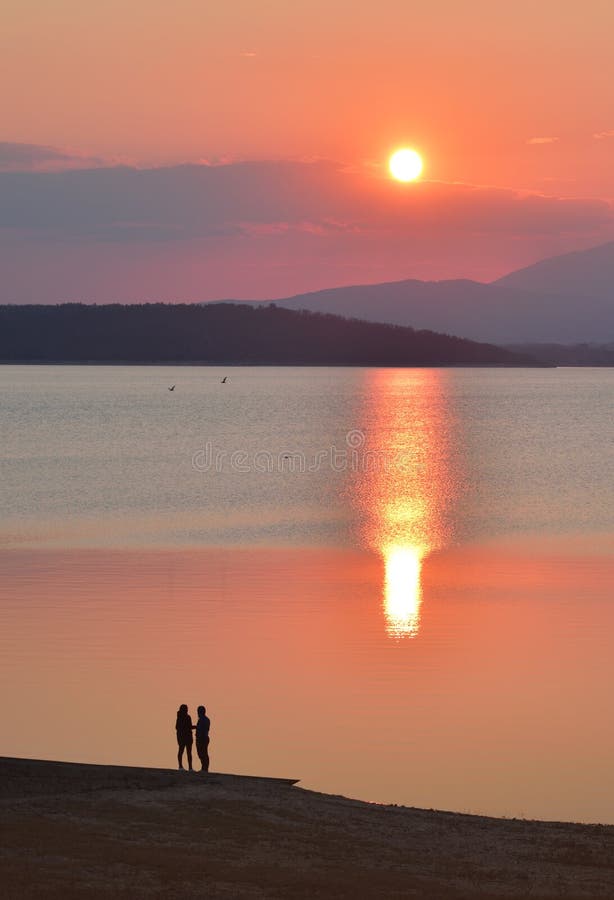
[1,364,613,823]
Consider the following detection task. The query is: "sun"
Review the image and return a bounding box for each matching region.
[389,148,423,182]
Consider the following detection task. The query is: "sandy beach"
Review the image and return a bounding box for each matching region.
[2,757,614,898]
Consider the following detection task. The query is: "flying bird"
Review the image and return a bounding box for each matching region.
[168,385,176,391]
[221,377,228,383]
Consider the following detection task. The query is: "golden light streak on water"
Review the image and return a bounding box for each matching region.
[383,544,425,638]
[353,369,458,639]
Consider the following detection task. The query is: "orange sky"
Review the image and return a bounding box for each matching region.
[4,0,613,191]
[1,1,614,299]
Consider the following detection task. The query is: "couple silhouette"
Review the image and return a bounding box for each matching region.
[175,704,210,772]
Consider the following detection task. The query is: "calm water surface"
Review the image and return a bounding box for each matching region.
[1,365,613,822]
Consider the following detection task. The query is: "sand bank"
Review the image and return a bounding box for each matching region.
[1,756,614,898]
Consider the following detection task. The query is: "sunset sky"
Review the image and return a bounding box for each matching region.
[2,0,614,301]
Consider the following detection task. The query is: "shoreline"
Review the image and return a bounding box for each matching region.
[0,360,551,368]
[2,756,614,898]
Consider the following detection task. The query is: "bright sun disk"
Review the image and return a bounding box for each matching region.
[389,148,423,182]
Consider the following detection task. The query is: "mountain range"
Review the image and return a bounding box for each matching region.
[233,241,614,345]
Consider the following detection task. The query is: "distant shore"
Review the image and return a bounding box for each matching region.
[0,359,548,367]
[2,756,614,898]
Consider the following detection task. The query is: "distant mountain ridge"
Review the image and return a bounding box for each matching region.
[495,240,614,298]
[0,303,538,366]
[229,241,614,344]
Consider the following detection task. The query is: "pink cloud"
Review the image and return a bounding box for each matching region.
[526,137,559,145]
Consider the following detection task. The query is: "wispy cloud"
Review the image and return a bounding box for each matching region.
[526,136,559,145]
[0,141,113,172]
[239,219,360,237]
[1,158,611,240]
[593,130,614,140]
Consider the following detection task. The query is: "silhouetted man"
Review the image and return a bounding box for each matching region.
[195,705,211,772]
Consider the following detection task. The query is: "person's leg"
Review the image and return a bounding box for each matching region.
[196,739,209,772]
[178,743,185,769]
[186,743,193,771]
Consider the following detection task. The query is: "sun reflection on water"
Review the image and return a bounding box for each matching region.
[353,369,459,639]
[383,544,425,638]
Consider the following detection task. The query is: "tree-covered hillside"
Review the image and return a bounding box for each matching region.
[0,303,539,366]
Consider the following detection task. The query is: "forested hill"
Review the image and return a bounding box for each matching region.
[0,303,539,366]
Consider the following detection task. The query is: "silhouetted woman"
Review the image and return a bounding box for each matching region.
[175,704,195,770]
